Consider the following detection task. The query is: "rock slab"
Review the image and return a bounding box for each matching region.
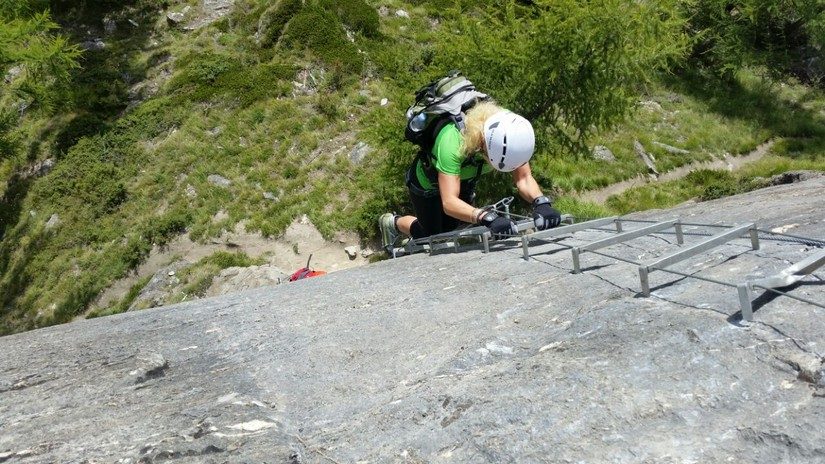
[1,179,824,462]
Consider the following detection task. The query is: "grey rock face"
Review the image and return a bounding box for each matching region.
[81,38,106,51]
[349,141,371,164]
[634,139,659,176]
[166,12,185,25]
[128,261,190,311]
[102,17,117,35]
[638,100,663,112]
[766,170,824,186]
[1,179,824,462]
[592,145,616,162]
[184,0,234,30]
[4,65,22,83]
[652,140,691,155]
[21,158,55,179]
[344,245,358,259]
[206,264,288,296]
[131,353,169,384]
[207,174,231,188]
[44,214,60,230]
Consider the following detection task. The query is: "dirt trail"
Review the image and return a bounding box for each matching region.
[577,140,775,204]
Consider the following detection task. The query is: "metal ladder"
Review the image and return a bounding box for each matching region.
[390,215,825,321]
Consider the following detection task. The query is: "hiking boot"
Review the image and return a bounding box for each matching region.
[379,213,399,253]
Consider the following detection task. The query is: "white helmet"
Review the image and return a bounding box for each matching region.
[483,111,535,172]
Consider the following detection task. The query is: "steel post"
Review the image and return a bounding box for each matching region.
[572,248,581,274]
[639,266,650,296]
[749,228,760,250]
[738,283,754,321]
[522,236,530,261]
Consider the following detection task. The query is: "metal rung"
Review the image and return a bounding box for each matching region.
[397,214,576,259]
[737,249,825,321]
[639,223,759,296]
[521,216,621,261]
[415,219,533,244]
[572,219,684,273]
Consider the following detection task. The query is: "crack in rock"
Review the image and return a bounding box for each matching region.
[0,373,56,393]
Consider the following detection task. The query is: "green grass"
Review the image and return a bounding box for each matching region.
[605,155,825,215]
[87,274,153,319]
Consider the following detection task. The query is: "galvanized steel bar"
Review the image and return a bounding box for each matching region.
[638,223,757,296]
[521,216,620,261]
[572,219,682,273]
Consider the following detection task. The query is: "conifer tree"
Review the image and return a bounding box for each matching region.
[436,0,689,152]
[1,0,80,159]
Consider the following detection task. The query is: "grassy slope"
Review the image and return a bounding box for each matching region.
[0,0,823,334]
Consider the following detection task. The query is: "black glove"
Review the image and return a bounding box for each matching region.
[532,196,562,230]
[479,211,517,239]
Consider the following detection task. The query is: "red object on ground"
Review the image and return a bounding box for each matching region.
[288,254,326,282]
[288,268,327,282]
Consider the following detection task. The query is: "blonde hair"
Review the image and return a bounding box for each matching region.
[461,101,504,157]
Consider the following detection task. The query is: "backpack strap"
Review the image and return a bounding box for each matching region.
[418,113,486,187]
[417,115,455,174]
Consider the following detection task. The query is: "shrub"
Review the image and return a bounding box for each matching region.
[170,54,297,106]
[37,138,127,217]
[685,169,742,201]
[199,250,262,268]
[258,0,303,46]
[145,209,191,247]
[315,93,340,120]
[54,113,108,155]
[280,5,363,74]
[319,0,380,37]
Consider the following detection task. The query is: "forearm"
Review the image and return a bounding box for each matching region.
[442,195,483,224]
[515,176,543,203]
[438,172,484,224]
[512,163,543,203]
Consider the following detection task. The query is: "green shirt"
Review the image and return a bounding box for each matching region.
[415,123,493,191]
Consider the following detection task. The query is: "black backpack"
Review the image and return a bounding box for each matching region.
[404,71,489,182]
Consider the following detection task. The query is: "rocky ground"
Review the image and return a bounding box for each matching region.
[1,178,824,463]
[89,215,374,314]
